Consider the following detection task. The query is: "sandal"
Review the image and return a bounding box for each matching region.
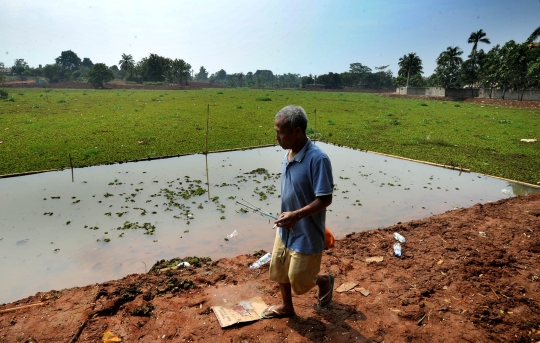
[317,274,335,309]
[261,305,296,319]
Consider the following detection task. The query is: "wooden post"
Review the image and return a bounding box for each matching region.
[205,104,210,200]
[69,154,74,182]
[314,108,317,144]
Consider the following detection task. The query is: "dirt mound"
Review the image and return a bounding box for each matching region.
[1,194,540,342]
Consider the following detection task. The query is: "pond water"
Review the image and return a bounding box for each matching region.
[1,142,538,304]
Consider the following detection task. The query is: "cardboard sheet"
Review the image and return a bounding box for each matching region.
[211,296,268,328]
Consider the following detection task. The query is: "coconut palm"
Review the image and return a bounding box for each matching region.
[467,29,490,60]
[528,26,540,42]
[398,53,423,87]
[435,46,463,88]
[118,53,135,72]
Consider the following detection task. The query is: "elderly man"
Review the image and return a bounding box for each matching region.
[262,105,334,319]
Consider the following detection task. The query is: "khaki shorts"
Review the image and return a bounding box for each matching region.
[269,229,322,295]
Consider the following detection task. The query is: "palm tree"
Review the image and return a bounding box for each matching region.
[528,26,540,42]
[398,53,423,87]
[467,29,490,60]
[435,46,464,88]
[118,53,135,72]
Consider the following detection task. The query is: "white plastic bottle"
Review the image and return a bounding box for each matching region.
[393,242,402,257]
[393,232,406,243]
[250,252,272,270]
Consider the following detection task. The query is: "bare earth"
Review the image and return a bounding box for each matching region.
[1,194,540,342]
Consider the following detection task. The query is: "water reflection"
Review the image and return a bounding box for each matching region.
[0,143,538,304]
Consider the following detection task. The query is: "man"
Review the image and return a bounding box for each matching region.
[262,105,334,319]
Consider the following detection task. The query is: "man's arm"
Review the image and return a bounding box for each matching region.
[274,194,332,230]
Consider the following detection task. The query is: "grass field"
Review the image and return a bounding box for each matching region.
[0,88,539,184]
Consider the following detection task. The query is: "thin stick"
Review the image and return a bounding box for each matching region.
[314,108,317,144]
[0,302,45,313]
[69,154,74,182]
[206,104,210,200]
[490,287,500,300]
[141,260,147,273]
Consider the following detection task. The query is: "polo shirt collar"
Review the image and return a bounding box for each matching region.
[290,138,313,163]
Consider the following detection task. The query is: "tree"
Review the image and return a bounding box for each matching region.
[141,53,170,82]
[12,59,28,75]
[236,72,244,87]
[467,29,490,59]
[374,65,390,89]
[317,72,342,89]
[164,59,191,85]
[81,58,94,68]
[118,53,134,72]
[55,50,81,71]
[348,63,372,87]
[434,46,463,88]
[528,26,540,42]
[398,53,423,87]
[43,64,69,83]
[87,63,114,88]
[210,69,227,84]
[253,70,275,87]
[195,66,208,81]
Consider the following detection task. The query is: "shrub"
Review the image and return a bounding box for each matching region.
[255,97,271,101]
[0,89,8,99]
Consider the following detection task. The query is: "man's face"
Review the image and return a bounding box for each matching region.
[274,117,300,150]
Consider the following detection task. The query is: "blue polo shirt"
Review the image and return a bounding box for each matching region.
[279,139,333,254]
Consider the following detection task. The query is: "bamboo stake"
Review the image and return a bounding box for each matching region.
[69,154,74,182]
[314,108,317,144]
[205,104,210,200]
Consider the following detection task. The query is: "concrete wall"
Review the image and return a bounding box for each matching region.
[479,88,540,101]
[396,87,445,96]
[426,87,445,96]
[397,86,540,102]
[445,88,478,98]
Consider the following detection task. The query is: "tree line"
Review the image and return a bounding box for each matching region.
[1,25,539,92]
[394,27,540,100]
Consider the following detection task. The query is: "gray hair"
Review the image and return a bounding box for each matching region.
[275,105,308,133]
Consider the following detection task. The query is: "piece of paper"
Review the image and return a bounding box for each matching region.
[336,281,358,293]
[212,296,268,328]
[354,287,370,297]
[365,256,384,263]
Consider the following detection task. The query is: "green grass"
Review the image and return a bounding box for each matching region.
[1,88,539,185]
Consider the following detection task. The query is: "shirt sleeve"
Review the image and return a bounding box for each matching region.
[312,155,333,197]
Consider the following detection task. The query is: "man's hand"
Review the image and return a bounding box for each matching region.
[274,195,332,231]
[274,211,299,230]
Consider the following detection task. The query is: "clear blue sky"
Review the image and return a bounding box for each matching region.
[1,0,538,77]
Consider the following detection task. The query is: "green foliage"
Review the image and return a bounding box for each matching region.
[398,53,423,87]
[255,96,272,101]
[55,50,81,71]
[0,89,539,185]
[0,89,8,99]
[87,63,114,89]
[434,46,464,88]
[43,64,70,83]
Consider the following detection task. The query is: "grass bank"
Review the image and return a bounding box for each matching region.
[0,88,539,184]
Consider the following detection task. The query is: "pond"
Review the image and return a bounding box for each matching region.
[1,142,538,304]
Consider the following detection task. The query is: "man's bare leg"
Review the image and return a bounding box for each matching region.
[316,274,333,307]
[262,282,295,316]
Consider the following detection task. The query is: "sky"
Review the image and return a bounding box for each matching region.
[0,0,538,77]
